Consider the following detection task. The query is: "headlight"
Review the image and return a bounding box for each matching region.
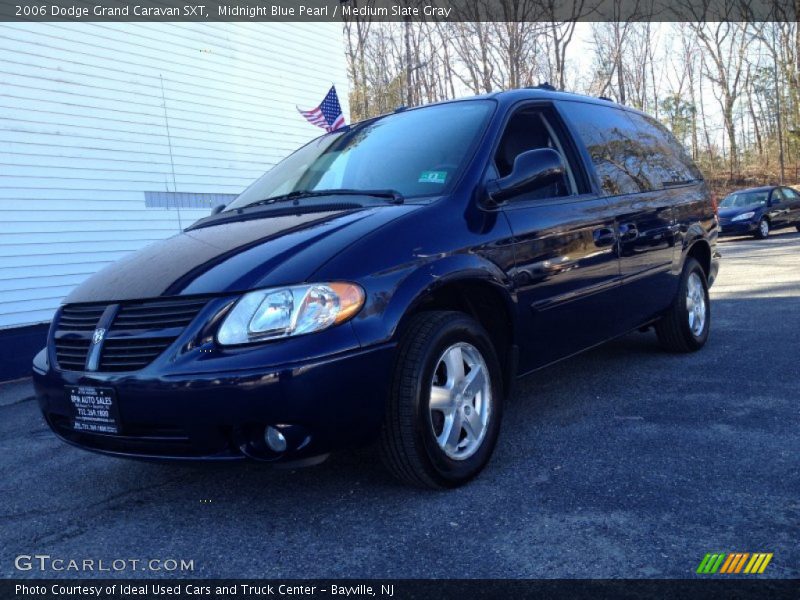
[217,283,365,345]
[731,211,755,222]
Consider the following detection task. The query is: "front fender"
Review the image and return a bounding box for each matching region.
[349,253,514,348]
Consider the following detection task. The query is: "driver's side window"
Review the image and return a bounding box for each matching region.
[493,110,577,199]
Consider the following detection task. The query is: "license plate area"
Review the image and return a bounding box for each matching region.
[66,385,120,434]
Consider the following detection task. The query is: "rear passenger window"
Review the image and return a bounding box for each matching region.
[559,101,701,196]
[625,112,703,187]
[559,102,651,195]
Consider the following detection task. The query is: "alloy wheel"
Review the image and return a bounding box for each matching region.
[428,342,492,460]
[686,272,707,337]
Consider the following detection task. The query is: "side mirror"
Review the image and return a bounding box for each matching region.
[211,203,227,215]
[485,148,567,205]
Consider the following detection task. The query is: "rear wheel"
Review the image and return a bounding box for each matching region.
[755,218,770,239]
[655,257,710,352]
[379,311,503,489]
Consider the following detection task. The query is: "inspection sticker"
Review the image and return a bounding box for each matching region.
[418,170,448,184]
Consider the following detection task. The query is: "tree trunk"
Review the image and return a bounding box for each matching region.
[404,16,413,106]
[748,88,763,158]
[615,23,626,104]
[723,97,738,180]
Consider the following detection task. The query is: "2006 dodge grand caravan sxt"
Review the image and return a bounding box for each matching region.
[33,88,720,488]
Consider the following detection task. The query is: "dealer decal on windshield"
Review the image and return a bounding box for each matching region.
[418,171,447,184]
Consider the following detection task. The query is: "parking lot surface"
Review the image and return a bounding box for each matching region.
[1,232,798,578]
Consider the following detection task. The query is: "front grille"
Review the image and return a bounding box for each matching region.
[54,304,106,370]
[99,298,208,372]
[53,337,92,371]
[58,304,106,331]
[99,337,178,371]
[53,297,208,372]
[112,298,207,330]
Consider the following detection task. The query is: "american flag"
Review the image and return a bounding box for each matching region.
[298,86,346,132]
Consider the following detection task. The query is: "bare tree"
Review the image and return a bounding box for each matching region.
[689,22,761,180]
[542,0,586,89]
[342,0,374,120]
[588,20,635,103]
[342,17,799,188]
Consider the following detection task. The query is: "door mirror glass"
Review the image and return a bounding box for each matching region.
[486,148,567,204]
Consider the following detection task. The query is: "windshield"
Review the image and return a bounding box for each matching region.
[720,191,769,208]
[226,100,495,210]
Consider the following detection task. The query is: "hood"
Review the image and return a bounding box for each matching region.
[718,204,763,219]
[64,205,419,304]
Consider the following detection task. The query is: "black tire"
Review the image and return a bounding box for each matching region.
[379,311,504,489]
[655,257,710,353]
[755,218,770,239]
[795,224,800,232]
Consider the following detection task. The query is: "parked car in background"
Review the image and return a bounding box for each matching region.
[33,88,719,488]
[718,186,800,239]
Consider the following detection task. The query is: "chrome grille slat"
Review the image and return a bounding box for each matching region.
[115,313,198,321]
[54,348,91,356]
[113,318,196,328]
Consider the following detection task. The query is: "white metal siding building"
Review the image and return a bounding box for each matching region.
[0,22,349,333]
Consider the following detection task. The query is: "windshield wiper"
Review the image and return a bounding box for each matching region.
[244,188,404,208]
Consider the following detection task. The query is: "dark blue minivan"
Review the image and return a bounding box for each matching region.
[33,89,720,488]
[718,185,800,239]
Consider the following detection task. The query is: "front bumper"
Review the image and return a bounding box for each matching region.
[33,342,395,462]
[719,220,758,236]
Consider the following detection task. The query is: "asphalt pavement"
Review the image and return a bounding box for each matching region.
[2,231,798,579]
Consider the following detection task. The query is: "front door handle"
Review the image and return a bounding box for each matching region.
[593,227,616,247]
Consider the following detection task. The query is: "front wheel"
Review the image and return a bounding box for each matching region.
[655,257,710,352]
[379,311,504,489]
[755,218,770,239]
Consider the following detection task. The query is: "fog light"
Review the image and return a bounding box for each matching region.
[264,426,287,452]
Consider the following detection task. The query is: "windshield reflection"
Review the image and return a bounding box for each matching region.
[227,100,495,210]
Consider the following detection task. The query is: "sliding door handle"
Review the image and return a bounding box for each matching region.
[593,227,616,247]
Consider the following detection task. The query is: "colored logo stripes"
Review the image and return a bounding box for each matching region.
[697,552,773,574]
